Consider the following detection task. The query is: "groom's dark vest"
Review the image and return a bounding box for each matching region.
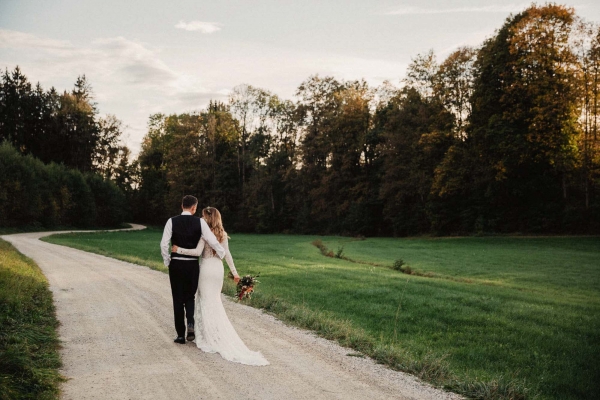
[170,215,202,261]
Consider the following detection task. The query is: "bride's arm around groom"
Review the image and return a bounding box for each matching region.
[174,237,239,279]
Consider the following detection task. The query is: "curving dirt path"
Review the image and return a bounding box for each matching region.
[2,226,460,400]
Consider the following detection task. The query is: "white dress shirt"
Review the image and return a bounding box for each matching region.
[160,211,225,266]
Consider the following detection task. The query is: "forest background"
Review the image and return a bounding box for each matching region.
[1,4,599,236]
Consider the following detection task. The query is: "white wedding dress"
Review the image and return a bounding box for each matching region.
[176,238,269,366]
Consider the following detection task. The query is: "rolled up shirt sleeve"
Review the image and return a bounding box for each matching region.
[160,219,172,267]
[200,218,225,259]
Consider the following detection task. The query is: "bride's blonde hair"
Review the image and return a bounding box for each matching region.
[202,207,227,243]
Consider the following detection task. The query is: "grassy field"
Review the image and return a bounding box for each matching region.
[0,239,63,400]
[43,229,600,400]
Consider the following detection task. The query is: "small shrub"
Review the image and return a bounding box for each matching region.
[335,246,345,259]
[391,259,414,274]
[392,259,405,271]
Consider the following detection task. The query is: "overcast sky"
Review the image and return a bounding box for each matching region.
[1,1,599,154]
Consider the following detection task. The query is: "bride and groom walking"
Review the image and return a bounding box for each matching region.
[160,195,269,366]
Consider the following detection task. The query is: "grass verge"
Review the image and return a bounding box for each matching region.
[0,239,63,400]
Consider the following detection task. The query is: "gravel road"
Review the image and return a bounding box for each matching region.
[2,227,460,400]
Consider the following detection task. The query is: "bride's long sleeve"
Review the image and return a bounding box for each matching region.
[222,238,238,277]
[176,238,205,257]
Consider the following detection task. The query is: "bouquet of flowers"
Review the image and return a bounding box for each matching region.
[228,272,260,300]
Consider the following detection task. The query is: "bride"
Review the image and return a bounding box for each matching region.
[172,206,269,366]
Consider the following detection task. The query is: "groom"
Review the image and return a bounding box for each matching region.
[160,195,225,344]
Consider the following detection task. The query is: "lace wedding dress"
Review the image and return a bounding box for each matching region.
[176,238,269,366]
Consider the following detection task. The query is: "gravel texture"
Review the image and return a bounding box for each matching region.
[2,226,461,400]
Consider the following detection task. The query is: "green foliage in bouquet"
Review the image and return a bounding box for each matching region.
[228,271,260,300]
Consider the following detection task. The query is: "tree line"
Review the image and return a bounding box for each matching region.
[0,68,132,228]
[0,143,128,228]
[2,4,599,235]
[135,4,600,235]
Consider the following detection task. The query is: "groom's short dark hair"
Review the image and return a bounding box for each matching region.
[182,195,198,209]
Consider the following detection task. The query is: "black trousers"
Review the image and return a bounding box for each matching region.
[168,259,200,337]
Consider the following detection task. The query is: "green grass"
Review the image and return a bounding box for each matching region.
[43,229,600,400]
[0,239,63,400]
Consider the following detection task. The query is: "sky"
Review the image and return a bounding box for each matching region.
[1,0,599,155]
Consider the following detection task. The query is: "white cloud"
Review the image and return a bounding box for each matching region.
[0,31,185,93]
[437,30,495,56]
[174,21,222,33]
[312,55,407,88]
[0,29,226,154]
[91,37,179,86]
[0,29,72,50]
[385,4,530,16]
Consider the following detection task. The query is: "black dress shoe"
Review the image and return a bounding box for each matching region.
[174,336,185,344]
[186,323,195,341]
